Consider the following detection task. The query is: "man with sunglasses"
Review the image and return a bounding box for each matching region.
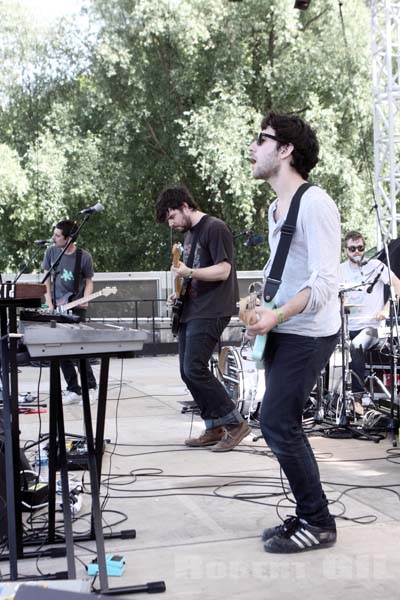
[246,112,341,553]
[339,230,400,408]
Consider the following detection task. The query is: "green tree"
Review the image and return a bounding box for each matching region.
[0,0,375,272]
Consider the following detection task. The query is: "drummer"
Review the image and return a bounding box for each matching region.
[339,230,400,408]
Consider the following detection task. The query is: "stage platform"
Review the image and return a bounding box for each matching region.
[7,354,400,600]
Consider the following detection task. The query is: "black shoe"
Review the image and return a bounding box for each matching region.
[262,516,336,553]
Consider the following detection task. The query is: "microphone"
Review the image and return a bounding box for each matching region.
[353,256,368,266]
[34,239,53,245]
[79,202,104,215]
[244,232,265,247]
[367,265,384,293]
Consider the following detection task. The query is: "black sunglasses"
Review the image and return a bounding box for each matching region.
[347,245,365,252]
[257,132,281,146]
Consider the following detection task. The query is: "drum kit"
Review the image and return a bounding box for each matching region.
[323,285,400,442]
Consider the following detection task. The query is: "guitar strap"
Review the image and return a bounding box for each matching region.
[264,182,312,303]
[71,247,83,302]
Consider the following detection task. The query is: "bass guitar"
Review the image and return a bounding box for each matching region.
[56,286,118,313]
[171,243,186,336]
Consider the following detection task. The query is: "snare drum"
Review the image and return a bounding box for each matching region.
[217,346,264,417]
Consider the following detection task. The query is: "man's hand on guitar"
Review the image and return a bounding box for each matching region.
[238,298,259,327]
[167,293,177,306]
[171,260,191,278]
[246,306,280,336]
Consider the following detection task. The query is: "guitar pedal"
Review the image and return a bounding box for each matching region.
[87,553,126,577]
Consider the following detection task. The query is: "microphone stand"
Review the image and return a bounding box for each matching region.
[234,229,253,240]
[13,244,46,284]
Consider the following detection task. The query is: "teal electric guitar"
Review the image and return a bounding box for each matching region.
[239,282,273,368]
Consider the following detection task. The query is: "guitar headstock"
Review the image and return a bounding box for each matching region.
[102,286,118,297]
[239,281,263,325]
[172,243,183,268]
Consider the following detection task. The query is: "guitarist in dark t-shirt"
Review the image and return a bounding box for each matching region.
[156,184,250,452]
[42,219,97,405]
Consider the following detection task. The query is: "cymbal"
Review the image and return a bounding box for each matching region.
[344,303,364,308]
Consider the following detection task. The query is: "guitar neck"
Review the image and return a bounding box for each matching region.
[62,290,103,312]
[172,243,183,297]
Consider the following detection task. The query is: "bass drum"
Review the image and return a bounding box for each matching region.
[217,346,264,418]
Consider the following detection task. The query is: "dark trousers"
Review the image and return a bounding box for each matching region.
[260,331,339,526]
[61,359,97,394]
[178,317,236,420]
[60,307,96,394]
[349,328,379,393]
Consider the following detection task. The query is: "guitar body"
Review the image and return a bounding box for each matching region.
[251,299,275,368]
[238,284,274,369]
[171,243,185,336]
[56,291,76,308]
[171,298,184,336]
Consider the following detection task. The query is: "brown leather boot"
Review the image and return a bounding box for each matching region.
[185,426,226,447]
[211,422,251,452]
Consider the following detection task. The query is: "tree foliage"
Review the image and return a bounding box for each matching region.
[0,0,374,273]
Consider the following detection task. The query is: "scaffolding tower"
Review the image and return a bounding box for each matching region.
[371,0,400,246]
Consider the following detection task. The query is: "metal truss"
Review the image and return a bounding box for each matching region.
[371,0,400,245]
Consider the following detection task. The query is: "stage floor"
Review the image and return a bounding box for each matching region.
[7,354,400,600]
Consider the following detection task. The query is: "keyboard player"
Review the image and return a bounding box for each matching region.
[42,220,97,404]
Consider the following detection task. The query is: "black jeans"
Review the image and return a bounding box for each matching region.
[260,330,339,527]
[349,328,379,393]
[61,359,97,394]
[61,307,96,394]
[178,317,237,421]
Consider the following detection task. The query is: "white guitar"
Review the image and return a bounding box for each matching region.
[56,286,118,313]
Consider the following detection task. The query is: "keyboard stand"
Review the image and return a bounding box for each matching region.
[0,286,44,580]
[44,350,166,595]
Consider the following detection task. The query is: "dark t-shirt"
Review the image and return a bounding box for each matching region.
[42,246,94,306]
[181,215,239,322]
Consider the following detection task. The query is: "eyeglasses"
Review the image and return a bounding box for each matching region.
[257,132,281,146]
[347,245,365,253]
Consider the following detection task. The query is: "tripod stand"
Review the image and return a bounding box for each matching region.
[326,289,381,442]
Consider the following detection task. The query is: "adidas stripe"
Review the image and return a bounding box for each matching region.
[290,528,320,549]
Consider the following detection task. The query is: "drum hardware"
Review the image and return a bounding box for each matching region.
[179,400,200,415]
[325,287,382,442]
[313,374,325,424]
[365,358,391,403]
[217,340,262,422]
